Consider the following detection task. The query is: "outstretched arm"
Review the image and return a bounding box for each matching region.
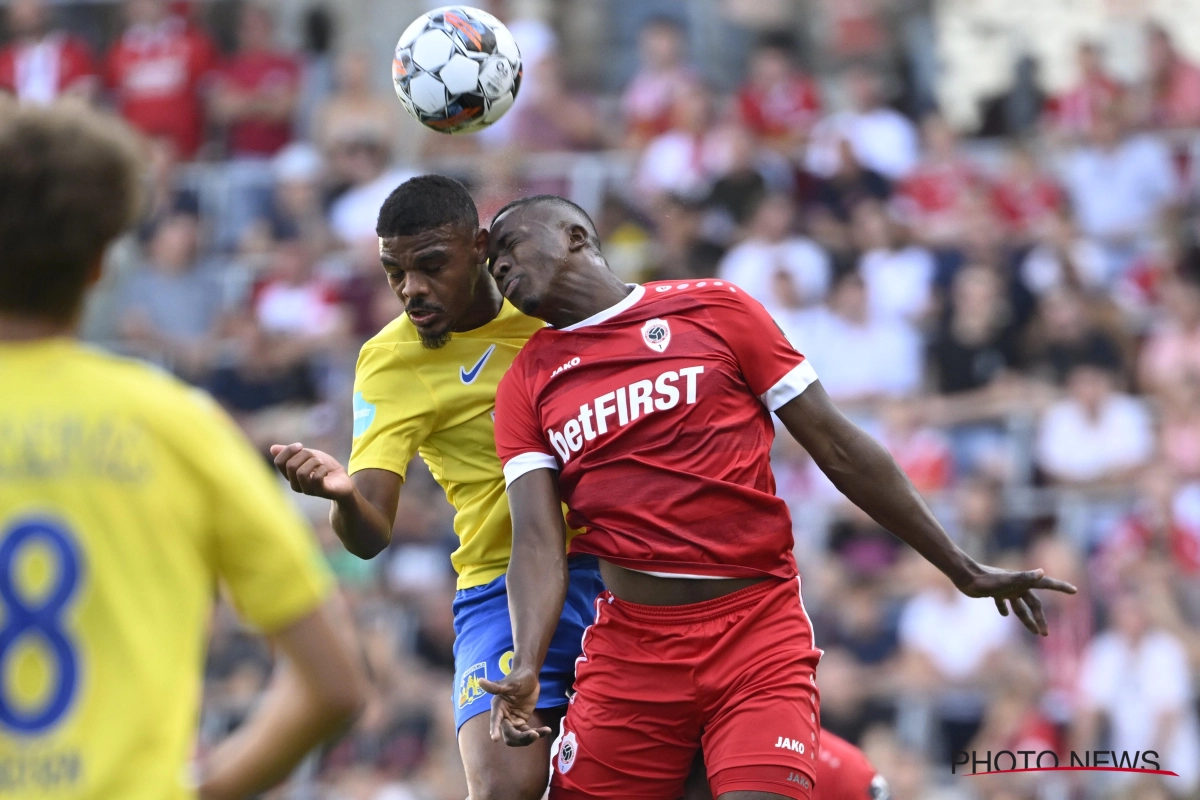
[478,467,568,746]
[270,444,399,559]
[776,380,1076,635]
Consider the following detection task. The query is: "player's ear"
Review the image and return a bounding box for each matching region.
[566,224,589,252]
[474,227,490,264]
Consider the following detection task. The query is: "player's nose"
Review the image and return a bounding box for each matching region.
[401,271,430,300]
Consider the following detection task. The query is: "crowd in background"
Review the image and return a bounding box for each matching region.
[4,0,1200,797]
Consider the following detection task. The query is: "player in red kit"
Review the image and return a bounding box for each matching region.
[815,733,889,800]
[479,196,1076,800]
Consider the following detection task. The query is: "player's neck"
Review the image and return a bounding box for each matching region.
[452,274,504,333]
[0,313,77,343]
[543,267,632,329]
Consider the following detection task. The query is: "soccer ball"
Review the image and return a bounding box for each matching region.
[392,6,522,135]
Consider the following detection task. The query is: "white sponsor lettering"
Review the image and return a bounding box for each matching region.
[546,366,704,463]
[551,357,581,378]
[775,736,806,753]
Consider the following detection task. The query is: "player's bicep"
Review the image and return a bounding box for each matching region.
[506,468,567,551]
[775,378,859,467]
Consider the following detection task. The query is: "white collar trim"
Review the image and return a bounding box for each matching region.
[560,284,644,331]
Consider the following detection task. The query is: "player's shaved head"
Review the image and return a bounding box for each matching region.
[0,102,143,322]
[492,195,599,248]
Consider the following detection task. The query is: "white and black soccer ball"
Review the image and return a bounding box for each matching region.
[392,6,522,135]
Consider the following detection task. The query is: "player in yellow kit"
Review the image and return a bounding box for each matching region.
[0,103,363,799]
[271,176,602,800]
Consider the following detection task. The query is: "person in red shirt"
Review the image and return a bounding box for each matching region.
[0,0,96,105]
[896,114,983,245]
[104,0,217,158]
[1045,42,1122,139]
[816,732,890,800]
[1147,22,1200,129]
[209,4,300,158]
[737,34,821,153]
[480,195,1077,799]
[621,16,698,149]
[990,146,1063,240]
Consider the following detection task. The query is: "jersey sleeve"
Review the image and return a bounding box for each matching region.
[347,344,436,479]
[495,358,558,488]
[179,389,333,633]
[713,285,817,411]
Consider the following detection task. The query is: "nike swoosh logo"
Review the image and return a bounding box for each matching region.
[460,344,497,384]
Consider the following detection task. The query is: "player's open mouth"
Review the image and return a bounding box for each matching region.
[407,309,441,326]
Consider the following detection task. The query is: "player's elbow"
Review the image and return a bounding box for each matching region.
[316,667,367,731]
[345,537,387,560]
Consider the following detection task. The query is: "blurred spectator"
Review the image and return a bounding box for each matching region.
[927,266,1021,395]
[1036,363,1154,486]
[621,16,697,148]
[0,0,97,105]
[1018,206,1108,297]
[895,114,983,246]
[1059,102,1178,275]
[483,53,601,152]
[105,0,217,159]
[809,138,891,224]
[879,400,954,495]
[789,270,923,403]
[635,86,725,200]
[1139,273,1200,394]
[116,210,224,377]
[852,200,935,322]
[736,33,821,153]
[990,146,1063,241]
[807,67,919,181]
[208,4,300,159]
[328,133,414,245]
[1026,287,1124,386]
[1160,380,1200,481]
[1044,41,1123,139]
[241,142,332,254]
[1097,468,1200,587]
[946,476,1028,556]
[1076,586,1200,793]
[253,240,347,344]
[646,194,723,281]
[1145,22,1200,130]
[314,51,406,162]
[717,192,830,315]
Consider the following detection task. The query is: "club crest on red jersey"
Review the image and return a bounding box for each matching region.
[558,730,578,773]
[641,318,671,353]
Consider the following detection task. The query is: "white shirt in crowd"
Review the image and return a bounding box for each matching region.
[1020,238,1110,294]
[1079,629,1200,790]
[785,307,922,401]
[635,130,726,198]
[330,167,417,244]
[1036,394,1154,482]
[859,245,935,321]
[899,589,1014,681]
[806,109,919,180]
[1060,135,1178,241]
[717,237,831,316]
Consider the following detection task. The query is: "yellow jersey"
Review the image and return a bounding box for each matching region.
[0,339,332,800]
[349,300,569,589]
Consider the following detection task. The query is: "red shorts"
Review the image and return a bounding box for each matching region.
[551,577,822,799]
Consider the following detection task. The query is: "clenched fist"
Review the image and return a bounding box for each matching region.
[270,443,354,501]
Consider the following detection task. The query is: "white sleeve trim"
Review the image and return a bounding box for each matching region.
[503,451,560,488]
[760,360,818,411]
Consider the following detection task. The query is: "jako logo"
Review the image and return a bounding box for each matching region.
[775,737,806,754]
[551,357,581,378]
[546,366,704,463]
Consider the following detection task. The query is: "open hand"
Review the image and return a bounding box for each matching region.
[478,665,552,747]
[955,563,1077,637]
[270,443,354,501]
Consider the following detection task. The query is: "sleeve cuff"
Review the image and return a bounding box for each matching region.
[760,360,818,411]
[503,451,559,488]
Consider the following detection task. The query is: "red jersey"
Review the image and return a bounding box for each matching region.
[105,17,217,157]
[737,75,822,139]
[816,732,887,800]
[217,50,300,156]
[0,33,96,104]
[495,281,816,580]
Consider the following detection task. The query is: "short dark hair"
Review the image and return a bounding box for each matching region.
[0,102,143,320]
[376,174,479,238]
[491,195,599,242]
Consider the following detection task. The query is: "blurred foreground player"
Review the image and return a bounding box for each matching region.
[480,196,1077,799]
[0,103,363,799]
[269,176,603,800]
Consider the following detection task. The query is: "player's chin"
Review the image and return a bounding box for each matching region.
[417,323,452,350]
[515,292,541,317]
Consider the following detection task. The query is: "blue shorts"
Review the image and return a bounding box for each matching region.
[452,555,604,732]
